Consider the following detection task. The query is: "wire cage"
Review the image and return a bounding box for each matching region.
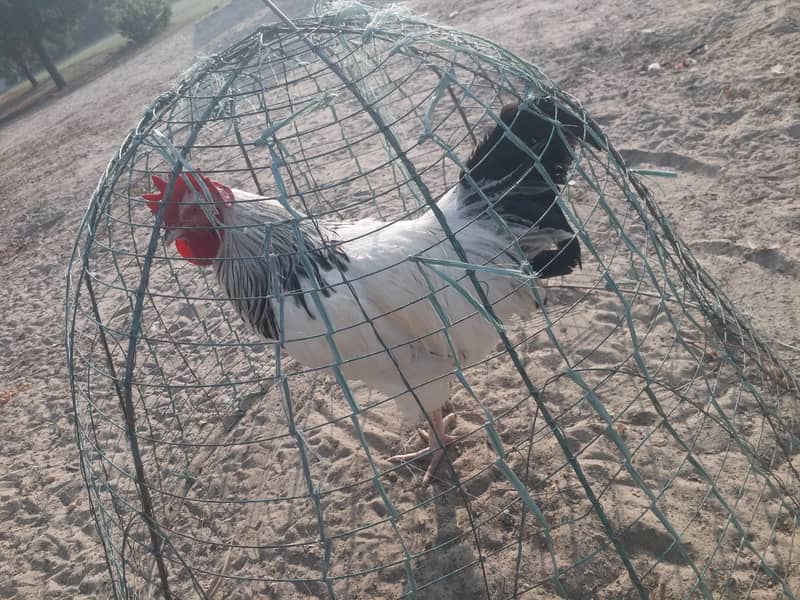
[65,3,800,599]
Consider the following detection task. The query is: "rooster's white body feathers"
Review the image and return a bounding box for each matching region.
[218,184,555,422]
[168,99,591,429]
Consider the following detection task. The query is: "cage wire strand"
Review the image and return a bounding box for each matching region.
[65,2,800,599]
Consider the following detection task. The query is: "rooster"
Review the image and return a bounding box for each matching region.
[144,98,589,485]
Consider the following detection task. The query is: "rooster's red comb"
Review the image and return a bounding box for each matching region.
[142,174,193,211]
[142,172,232,222]
[142,175,184,228]
[142,171,233,227]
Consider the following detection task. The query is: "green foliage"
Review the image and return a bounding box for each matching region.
[0,0,93,37]
[0,0,94,88]
[107,0,171,45]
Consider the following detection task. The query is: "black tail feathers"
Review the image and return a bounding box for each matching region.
[459,97,596,279]
[460,97,598,186]
[529,237,582,279]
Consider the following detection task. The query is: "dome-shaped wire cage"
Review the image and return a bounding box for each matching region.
[65,3,800,599]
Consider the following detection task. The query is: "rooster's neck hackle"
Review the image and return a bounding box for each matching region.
[215,200,349,340]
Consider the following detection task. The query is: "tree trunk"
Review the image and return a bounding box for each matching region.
[25,27,65,90]
[14,57,39,88]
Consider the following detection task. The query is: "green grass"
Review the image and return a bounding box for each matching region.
[0,0,224,110]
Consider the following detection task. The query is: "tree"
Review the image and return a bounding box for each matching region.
[107,0,171,45]
[0,0,94,90]
[0,31,39,89]
[15,60,39,88]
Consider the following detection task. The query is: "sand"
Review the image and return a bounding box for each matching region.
[0,0,798,598]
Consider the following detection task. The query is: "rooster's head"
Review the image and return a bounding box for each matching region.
[143,173,233,266]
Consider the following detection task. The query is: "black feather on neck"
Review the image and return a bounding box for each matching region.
[217,208,349,341]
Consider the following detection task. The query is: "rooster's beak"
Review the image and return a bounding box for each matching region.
[163,229,181,245]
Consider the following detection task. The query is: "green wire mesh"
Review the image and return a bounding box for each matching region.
[65,3,800,599]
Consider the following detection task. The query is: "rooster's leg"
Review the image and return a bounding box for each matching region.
[416,412,456,444]
[388,408,457,485]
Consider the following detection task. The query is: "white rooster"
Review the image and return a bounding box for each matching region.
[144,98,589,484]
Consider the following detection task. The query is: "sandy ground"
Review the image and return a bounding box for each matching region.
[0,0,798,599]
